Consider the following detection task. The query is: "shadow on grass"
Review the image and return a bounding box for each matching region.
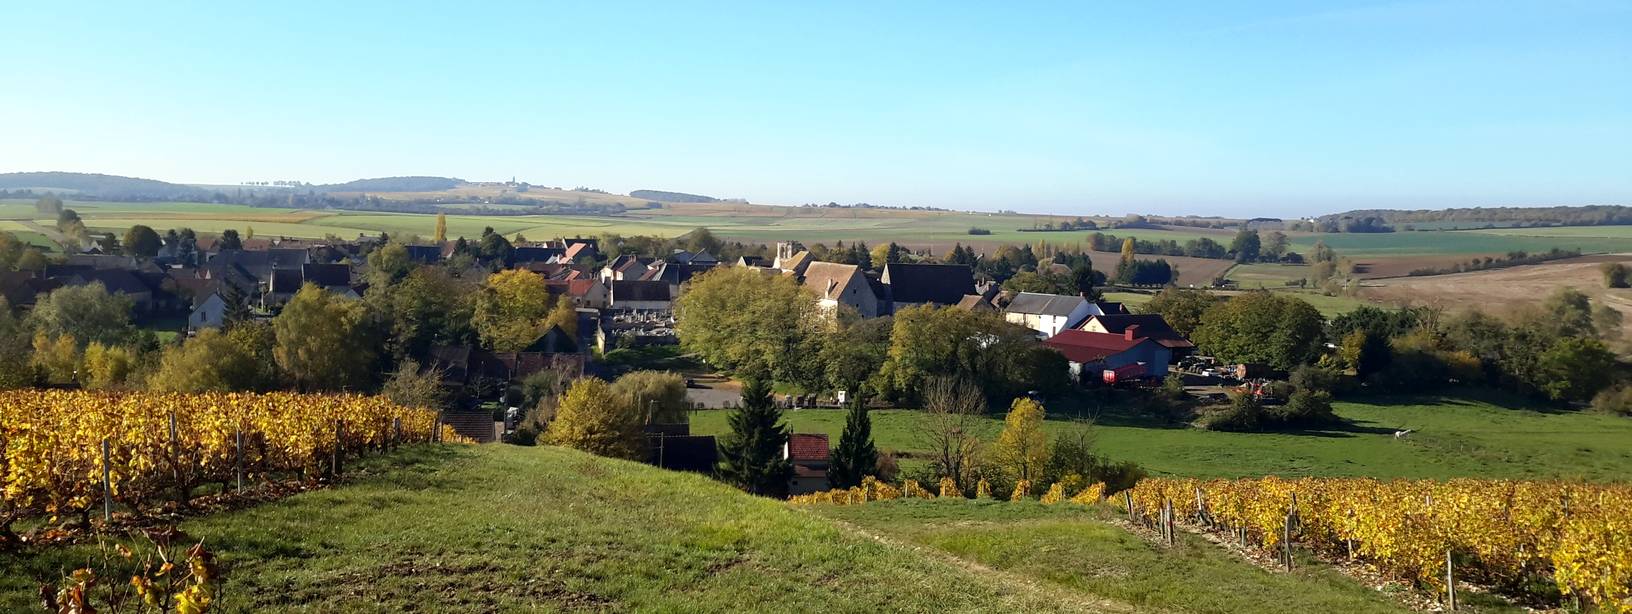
[1341,386,1572,414]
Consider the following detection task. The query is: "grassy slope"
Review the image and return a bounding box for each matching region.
[816,501,1454,614]
[1,445,1106,613]
[689,391,1632,481]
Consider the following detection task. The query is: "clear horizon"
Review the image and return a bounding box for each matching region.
[2,1,1628,218]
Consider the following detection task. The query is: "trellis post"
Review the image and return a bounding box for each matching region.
[101,438,112,523]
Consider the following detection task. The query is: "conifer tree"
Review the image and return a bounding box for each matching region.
[827,394,878,489]
[716,375,793,497]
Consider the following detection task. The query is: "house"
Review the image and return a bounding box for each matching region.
[1003,292,1097,339]
[647,262,717,296]
[737,255,769,268]
[66,269,168,313]
[403,245,443,264]
[786,433,831,495]
[1043,329,1172,384]
[601,255,654,283]
[558,241,597,264]
[544,278,609,309]
[881,262,975,310]
[669,250,718,266]
[512,246,565,264]
[609,280,673,311]
[1076,314,1195,359]
[301,263,352,290]
[799,261,883,318]
[427,344,587,395]
[188,292,228,331]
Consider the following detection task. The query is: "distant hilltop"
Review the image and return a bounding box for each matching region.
[629,189,718,203]
[0,171,208,201]
[317,176,463,192]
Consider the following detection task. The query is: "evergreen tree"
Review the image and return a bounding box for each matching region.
[219,280,252,328]
[716,376,793,498]
[827,394,878,489]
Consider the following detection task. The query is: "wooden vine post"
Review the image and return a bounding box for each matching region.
[234,429,244,494]
[1446,550,1457,611]
[100,438,112,523]
[332,419,345,477]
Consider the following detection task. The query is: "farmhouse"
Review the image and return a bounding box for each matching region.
[609,280,673,311]
[1003,292,1097,338]
[1043,328,1171,384]
[799,261,883,318]
[1077,314,1196,359]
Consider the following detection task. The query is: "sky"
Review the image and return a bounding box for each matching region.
[2,1,1629,218]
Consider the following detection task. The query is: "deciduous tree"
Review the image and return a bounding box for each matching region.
[990,397,1050,484]
[472,269,554,351]
[273,284,373,391]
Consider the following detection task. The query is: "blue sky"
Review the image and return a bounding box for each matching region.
[2,1,1628,217]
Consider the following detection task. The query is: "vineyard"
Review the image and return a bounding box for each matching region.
[0,390,462,537]
[1124,478,1630,612]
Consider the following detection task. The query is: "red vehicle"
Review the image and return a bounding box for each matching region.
[1102,363,1147,385]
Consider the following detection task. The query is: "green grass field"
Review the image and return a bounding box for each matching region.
[690,391,1632,481]
[0,444,1463,613]
[1225,262,1311,288]
[816,501,1480,613]
[1465,225,1632,239]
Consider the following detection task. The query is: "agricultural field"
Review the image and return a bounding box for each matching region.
[1367,255,1632,339]
[688,391,1632,481]
[1224,262,1310,288]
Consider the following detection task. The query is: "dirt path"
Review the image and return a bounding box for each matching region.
[17,220,66,244]
[821,515,1152,613]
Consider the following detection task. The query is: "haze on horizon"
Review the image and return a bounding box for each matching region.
[2,1,1628,219]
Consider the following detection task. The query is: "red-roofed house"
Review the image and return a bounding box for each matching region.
[1043,329,1171,384]
[785,433,830,495]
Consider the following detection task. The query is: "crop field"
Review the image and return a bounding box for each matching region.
[1224,262,1310,288]
[1465,225,1632,239]
[689,391,1632,481]
[7,198,1631,277]
[1367,256,1632,340]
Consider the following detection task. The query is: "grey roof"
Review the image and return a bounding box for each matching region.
[1005,292,1086,317]
[882,263,975,305]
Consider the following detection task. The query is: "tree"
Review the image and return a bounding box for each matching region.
[608,370,690,424]
[675,266,819,382]
[916,376,987,489]
[990,397,1051,484]
[273,284,374,391]
[682,227,723,255]
[1071,263,1102,299]
[381,359,447,411]
[545,378,646,460]
[35,195,63,216]
[147,325,279,392]
[1191,291,1325,370]
[819,316,891,394]
[81,342,136,390]
[827,395,878,489]
[1262,231,1290,261]
[1535,337,1618,402]
[368,266,476,361]
[434,213,448,243]
[716,377,793,498]
[1339,329,1392,378]
[27,283,133,348]
[0,231,26,270]
[472,269,555,351]
[543,293,579,338]
[1116,238,1136,281]
[30,333,80,385]
[219,229,242,251]
[366,241,413,286]
[476,227,514,263]
[1604,262,1632,289]
[877,305,1064,401]
[123,225,163,259]
[174,228,199,266]
[1230,229,1261,263]
[1000,270,1075,295]
[0,299,33,389]
[1139,288,1219,336]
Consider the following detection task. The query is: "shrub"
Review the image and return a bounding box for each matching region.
[1040,482,1065,505]
[975,478,992,499]
[1270,389,1337,426]
[544,378,645,460]
[967,227,993,235]
[1602,262,1630,289]
[1591,384,1632,416]
[1009,479,1032,501]
[1201,392,1263,431]
[939,476,960,498]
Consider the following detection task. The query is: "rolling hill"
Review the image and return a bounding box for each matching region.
[0,171,210,200]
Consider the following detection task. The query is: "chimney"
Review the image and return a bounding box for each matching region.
[1124,324,1140,341]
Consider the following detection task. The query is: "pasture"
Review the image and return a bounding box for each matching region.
[688,391,1632,481]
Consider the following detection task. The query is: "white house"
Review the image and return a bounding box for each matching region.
[188,292,228,331]
[1003,292,1096,339]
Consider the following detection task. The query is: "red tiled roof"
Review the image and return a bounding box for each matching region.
[1043,330,1149,364]
[787,433,829,462]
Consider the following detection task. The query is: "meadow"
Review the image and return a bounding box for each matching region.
[688,391,1632,481]
[0,444,1451,613]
